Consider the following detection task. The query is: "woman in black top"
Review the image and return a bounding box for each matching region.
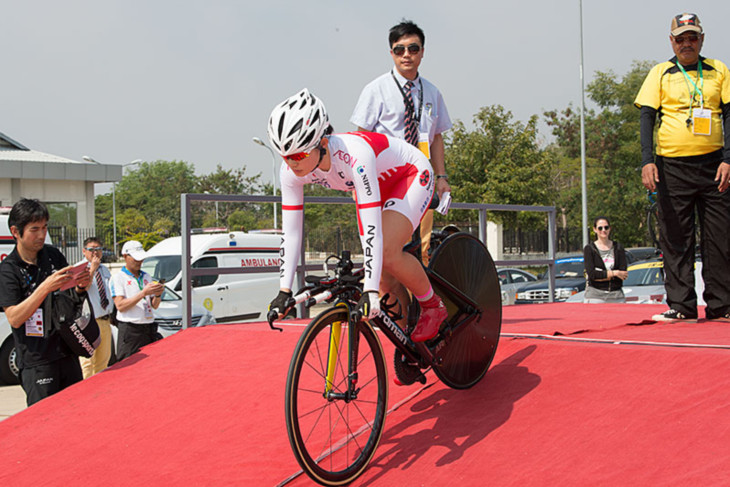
[583,216,628,303]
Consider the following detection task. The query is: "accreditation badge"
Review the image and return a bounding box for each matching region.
[25,309,44,336]
[692,108,712,135]
[417,132,430,159]
[144,299,154,320]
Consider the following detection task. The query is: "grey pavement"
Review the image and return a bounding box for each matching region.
[0,385,26,421]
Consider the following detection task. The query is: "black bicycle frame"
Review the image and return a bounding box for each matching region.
[363,264,482,370]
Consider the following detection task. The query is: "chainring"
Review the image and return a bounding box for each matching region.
[393,351,425,385]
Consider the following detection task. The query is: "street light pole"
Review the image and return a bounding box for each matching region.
[579,0,589,248]
[83,156,141,256]
[252,137,279,230]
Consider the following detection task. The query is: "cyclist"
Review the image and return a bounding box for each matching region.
[267,88,447,342]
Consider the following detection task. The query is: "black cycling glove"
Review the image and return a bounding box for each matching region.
[269,290,293,317]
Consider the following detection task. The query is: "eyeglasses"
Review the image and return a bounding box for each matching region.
[596,226,610,231]
[392,43,421,56]
[84,247,103,252]
[673,34,700,44]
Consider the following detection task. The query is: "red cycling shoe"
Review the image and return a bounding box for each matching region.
[411,299,448,342]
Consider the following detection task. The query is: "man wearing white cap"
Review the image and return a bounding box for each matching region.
[110,240,164,360]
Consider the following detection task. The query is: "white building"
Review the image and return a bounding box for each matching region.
[0,131,120,228]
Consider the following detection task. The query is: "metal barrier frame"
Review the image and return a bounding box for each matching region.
[180,194,557,328]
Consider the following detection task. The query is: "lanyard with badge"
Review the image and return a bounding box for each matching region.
[677,60,711,135]
[21,264,45,337]
[133,273,154,319]
[391,72,432,157]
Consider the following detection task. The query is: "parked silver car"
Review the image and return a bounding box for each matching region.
[498,267,538,305]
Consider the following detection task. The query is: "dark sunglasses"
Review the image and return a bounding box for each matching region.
[673,34,700,44]
[84,247,104,252]
[596,226,610,231]
[392,43,421,56]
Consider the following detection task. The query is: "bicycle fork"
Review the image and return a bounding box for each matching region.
[324,307,361,402]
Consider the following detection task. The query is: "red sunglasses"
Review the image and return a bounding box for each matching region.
[285,152,310,162]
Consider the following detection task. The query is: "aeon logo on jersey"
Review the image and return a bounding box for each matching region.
[357,166,373,196]
[333,150,357,168]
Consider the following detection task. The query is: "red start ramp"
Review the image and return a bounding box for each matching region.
[1,303,729,486]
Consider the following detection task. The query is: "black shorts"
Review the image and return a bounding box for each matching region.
[20,355,83,406]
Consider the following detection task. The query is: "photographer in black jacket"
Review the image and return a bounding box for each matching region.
[582,217,628,303]
[0,199,91,405]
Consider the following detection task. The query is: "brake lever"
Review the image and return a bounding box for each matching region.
[266,309,283,332]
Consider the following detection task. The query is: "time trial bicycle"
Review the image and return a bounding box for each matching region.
[268,231,502,485]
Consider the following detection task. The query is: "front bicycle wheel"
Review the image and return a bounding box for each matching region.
[285,307,388,486]
[428,233,501,389]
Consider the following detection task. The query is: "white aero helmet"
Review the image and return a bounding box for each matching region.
[267,88,330,157]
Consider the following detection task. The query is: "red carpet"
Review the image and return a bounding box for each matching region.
[1,304,729,486]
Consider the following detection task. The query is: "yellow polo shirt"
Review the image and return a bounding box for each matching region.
[635,57,730,157]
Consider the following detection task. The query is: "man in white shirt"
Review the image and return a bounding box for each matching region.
[110,240,163,361]
[351,20,452,264]
[77,237,114,378]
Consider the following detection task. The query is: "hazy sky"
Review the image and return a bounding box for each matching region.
[2,1,728,193]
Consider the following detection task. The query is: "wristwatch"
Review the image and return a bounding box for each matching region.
[436,174,449,181]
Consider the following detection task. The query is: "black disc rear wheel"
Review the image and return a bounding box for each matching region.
[427,233,501,389]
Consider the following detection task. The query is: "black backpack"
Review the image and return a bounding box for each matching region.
[51,290,101,358]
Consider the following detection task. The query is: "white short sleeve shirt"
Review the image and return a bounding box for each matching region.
[350,70,452,144]
[110,267,156,324]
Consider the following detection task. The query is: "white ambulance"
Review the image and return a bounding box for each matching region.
[1,213,17,262]
[141,231,282,323]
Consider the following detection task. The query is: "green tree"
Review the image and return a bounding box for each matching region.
[93,193,114,236]
[117,208,149,234]
[544,60,655,247]
[228,209,263,233]
[119,230,166,251]
[196,164,268,227]
[114,160,198,234]
[95,160,275,236]
[445,105,553,229]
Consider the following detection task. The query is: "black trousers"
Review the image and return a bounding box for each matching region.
[656,154,730,318]
[20,355,83,407]
[116,321,159,361]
